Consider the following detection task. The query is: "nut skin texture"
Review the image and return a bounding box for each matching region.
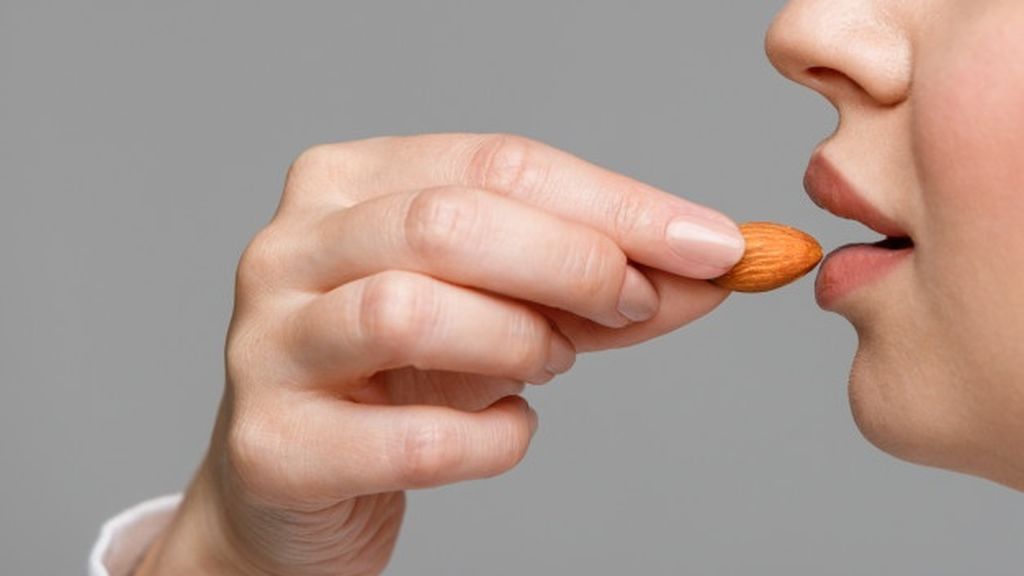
[711,222,823,293]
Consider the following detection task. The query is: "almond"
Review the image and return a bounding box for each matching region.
[711,222,823,293]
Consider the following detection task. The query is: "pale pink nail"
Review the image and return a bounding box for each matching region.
[617,266,659,322]
[544,333,576,375]
[665,215,745,273]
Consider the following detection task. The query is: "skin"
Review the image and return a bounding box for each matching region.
[135,134,744,575]
[767,0,1024,489]
[138,1,1024,573]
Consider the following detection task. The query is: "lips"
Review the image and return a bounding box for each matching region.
[803,153,914,309]
[803,154,907,238]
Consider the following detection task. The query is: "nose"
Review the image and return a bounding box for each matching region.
[765,0,912,107]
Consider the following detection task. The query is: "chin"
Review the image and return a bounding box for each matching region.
[839,285,1024,493]
[844,321,982,477]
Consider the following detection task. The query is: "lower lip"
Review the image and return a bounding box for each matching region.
[815,243,913,310]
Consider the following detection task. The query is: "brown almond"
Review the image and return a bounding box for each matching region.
[711,222,823,293]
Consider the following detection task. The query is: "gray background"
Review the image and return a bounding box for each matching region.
[2,1,1021,574]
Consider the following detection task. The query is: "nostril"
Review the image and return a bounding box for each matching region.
[803,66,869,104]
[806,66,848,85]
[764,1,912,107]
[805,62,911,108]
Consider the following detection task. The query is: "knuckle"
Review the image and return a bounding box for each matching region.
[358,271,436,357]
[608,192,654,241]
[225,326,260,380]
[284,142,364,204]
[284,144,334,198]
[236,227,286,295]
[468,134,548,199]
[225,409,293,496]
[288,143,335,177]
[288,143,361,184]
[561,236,622,303]
[403,187,483,262]
[396,420,458,487]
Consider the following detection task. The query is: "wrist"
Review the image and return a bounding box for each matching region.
[135,457,267,576]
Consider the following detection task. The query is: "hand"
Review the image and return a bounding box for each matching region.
[136,134,745,575]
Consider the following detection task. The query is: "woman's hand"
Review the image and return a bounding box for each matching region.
[136,134,745,575]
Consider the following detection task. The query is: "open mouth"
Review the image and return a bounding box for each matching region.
[872,235,914,250]
[803,153,916,309]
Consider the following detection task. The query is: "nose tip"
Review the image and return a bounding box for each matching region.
[765,1,911,107]
[763,8,812,85]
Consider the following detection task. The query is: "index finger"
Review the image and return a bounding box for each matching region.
[305,133,745,279]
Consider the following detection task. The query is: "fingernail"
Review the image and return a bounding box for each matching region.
[525,371,555,385]
[617,266,659,323]
[528,407,539,436]
[544,332,576,375]
[665,215,745,273]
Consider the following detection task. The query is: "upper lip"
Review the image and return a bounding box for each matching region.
[803,152,909,239]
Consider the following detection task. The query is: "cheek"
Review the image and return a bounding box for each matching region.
[903,4,1024,459]
[915,6,1024,355]
[916,7,1024,255]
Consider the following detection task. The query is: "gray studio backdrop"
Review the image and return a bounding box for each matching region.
[2,2,1021,575]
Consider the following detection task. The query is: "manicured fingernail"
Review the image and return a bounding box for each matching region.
[665,215,745,273]
[545,332,576,375]
[617,266,659,322]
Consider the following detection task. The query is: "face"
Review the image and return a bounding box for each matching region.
[766,0,1024,490]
